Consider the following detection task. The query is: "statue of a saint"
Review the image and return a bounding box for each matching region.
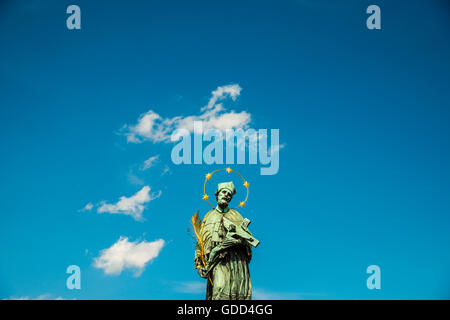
[194,181,259,300]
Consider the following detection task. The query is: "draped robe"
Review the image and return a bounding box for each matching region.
[194,207,252,300]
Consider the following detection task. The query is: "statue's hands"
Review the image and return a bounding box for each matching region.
[208,245,230,266]
[207,235,242,268]
[196,266,208,279]
[222,234,243,247]
[208,247,220,265]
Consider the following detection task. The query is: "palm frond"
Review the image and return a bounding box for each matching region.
[190,210,213,286]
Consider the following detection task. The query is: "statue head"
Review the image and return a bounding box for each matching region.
[215,181,236,209]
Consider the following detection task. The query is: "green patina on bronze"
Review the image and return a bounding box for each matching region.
[194,181,260,300]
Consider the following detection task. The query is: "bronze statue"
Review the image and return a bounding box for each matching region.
[193,180,259,300]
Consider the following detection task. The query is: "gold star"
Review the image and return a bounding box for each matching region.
[226,168,232,173]
[202,194,209,201]
[205,173,212,180]
[243,181,249,188]
[239,201,246,207]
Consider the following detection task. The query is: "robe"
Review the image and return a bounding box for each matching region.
[194,207,252,300]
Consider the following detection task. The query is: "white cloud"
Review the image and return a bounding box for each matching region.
[127,171,145,186]
[123,84,251,144]
[201,84,242,111]
[140,155,159,171]
[97,186,161,221]
[93,236,165,276]
[80,202,93,212]
[124,110,178,143]
[161,165,171,176]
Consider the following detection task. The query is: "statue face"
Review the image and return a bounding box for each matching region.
[217,189,233,208]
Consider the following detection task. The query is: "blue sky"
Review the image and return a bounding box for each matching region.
[1,0,449,300]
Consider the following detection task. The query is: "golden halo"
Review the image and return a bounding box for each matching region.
[203,168,249,210]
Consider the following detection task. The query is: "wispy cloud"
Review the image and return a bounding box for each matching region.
[93,236,165,276]
[79,202,93,212]
[268,142,286,155]
[127,170,145,186]
[201,84,241,111]
[97,186,161,221]
[161,165,171,176]
[140,155,159,171]
[168,282,322,299]
[171,281,206,294]
[122,84,251,143]
[3,294,73,300]
[252,288,326,300]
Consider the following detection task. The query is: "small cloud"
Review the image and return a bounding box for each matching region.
[93,236,165,276]
[161,165,171,176]
[140,155,159,171]
[127,171,145,186]
[201,84,242,111]
[268,142,286,155]
[97,186,161,221]
[79,202,93,212]
[122,110,176,143]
